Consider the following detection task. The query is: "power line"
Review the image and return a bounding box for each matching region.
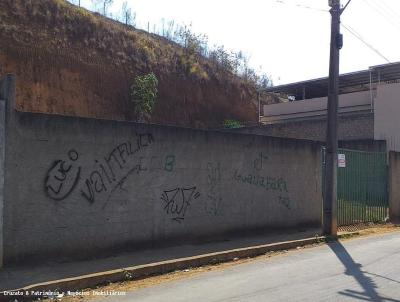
[341,23,391,63]
[370,0,400,21]
[271,0,329,13]
[365,0,399,27]
[364,0,400,31]
[382,1,400,19]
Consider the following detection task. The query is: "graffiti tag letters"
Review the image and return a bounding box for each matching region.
[205,162,223,216]
[44,150,81,201]
[234,153,292,209]
[44,133,165,205]
[278,196,291,209]
[81,133,154,204]
[233,170,288,192]
[161,187,200,223]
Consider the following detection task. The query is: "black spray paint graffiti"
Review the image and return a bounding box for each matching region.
[44,150,81,201]
[205,162,223,216]
[253,152,269,171]
[161,187,201,223]
[43,133,177,205]
[80,133,154,204]
[278,196,291,209]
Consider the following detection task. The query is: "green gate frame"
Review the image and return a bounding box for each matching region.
[322,148,389,226]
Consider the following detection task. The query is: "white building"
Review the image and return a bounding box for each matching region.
[243,62,400,152]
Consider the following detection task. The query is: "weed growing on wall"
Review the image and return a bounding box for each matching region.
[131,73,158,115]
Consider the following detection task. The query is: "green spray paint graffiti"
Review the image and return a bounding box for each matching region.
[164,155,176,172]
[205,162,224,216]
[233,170,288,192]
[233,153,292,209]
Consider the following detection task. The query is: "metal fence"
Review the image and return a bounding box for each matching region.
[323,148,389,226]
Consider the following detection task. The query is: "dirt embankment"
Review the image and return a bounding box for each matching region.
[0,0,265,128]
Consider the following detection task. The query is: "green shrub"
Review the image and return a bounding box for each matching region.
[130,73,158,114]
[223,119,242,128]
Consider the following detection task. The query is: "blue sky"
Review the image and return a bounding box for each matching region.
[77,0,400,85]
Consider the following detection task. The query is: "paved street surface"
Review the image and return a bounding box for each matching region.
[98,232,400,302]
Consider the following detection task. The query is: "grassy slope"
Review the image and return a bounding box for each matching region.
[0,0,261,128]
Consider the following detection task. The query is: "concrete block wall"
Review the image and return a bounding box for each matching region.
[262,90,372,123]
[374,83,400,152]
[389,151,400,223]
[1,75,323,264]
[0,79,7,268]
[228,114,374,142]
[338,140,386,153]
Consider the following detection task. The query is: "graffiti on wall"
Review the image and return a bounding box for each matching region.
[44,137,295,218]
[233,170,288,193]
[253,152,269,171]
[81,133,154,204]
[44,132,178,206]
[278,196,291,209]
[44,149,81,201]
[234,152,292,209]
[164,155,176,172]
[205,162,223,216]
[161,187,201,223]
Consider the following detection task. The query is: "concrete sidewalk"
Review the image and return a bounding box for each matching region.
[0,228,321,291]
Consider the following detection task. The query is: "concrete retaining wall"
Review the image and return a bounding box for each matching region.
[389,151,400,223]
[1,75,323,264]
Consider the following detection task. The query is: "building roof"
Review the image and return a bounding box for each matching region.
[263,61,400,100]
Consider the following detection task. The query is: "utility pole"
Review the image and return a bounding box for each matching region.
[323,0,343,236]
[257,92,261,125]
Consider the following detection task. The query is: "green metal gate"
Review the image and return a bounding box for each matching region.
[322,148,389,226]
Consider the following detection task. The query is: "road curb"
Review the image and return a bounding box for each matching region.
[337,231,360,238]
[1,236,326,297]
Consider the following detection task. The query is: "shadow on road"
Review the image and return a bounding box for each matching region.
[328,241,400,302]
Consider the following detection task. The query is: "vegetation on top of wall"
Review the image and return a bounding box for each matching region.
[223,119,243,129]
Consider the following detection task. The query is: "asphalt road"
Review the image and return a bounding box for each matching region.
[99,232,400,302]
